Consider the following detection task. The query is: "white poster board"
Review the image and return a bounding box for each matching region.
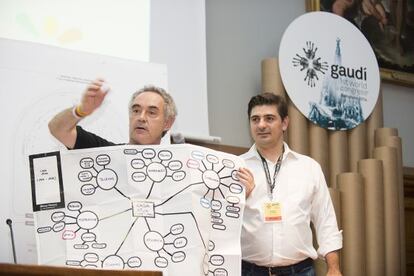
[0,38,167,263]
[279,12,380,130]
[31,144,244,276]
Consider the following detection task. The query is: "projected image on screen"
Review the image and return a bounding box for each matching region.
[0,0,150,62]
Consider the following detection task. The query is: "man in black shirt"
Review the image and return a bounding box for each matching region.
[48,78,177,148]
[48,78,255,197]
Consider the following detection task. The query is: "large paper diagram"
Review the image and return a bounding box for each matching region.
[30,144,245,275]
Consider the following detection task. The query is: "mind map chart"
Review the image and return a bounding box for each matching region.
[31,144,245,276]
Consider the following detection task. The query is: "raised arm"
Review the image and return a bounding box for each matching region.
[48,78,109,148]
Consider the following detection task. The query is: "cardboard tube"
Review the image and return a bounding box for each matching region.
[366,89,383,157]
[309,124,329,181]
[357,159,385,276]
[329,131,349,188]
[373,146,401,276]
[338,172,365,276]
[384,136,406,276]
[374,128,398,148]
[287,100,309,155]
[261,58,286,98]
[329,187,341,229]
[348,123,367,172]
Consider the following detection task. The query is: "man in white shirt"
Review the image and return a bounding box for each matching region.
[241,93,342,276]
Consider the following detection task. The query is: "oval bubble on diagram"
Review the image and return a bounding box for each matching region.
[67,201,82,211]
[142,148,156,159]
[37,226,52,234]
[74,244,89,249]
[173,237,188,248]
[212,217,223,224]
[211,211,221,218]
[209,240,215,251]
[102,255,124,269]
[127,256,142,268]
[96,154,111,166]
[80,157,94,169]
[158,150,172,161]
[206,154,219,164]
[226,206,240,213]
[131,158,145,169]
[211,200,222,211]
[81,184,96,195]
[172,251,186,263]
[154,256,168,268]
[66,260,81,266]
[146,163,167,182]
[212,224,226,231]
[191,150,205,160]
[84,253,99,263]
[170,223,184,235]
[144,231,164,251]
[77,211,98,230]
[51,211,65,222]
[124,148,138,155]
[81,232,96,243]
[132,172,146,182]
[226,211,240,219]
[97,169,118,190]
[226,196,240,205]
[229,183,243,194]
[168,160,183,171]
[202,170,220,189]
[200,197,211,209]
[210,254,225,266]
[172,171,186,181]
[214,268,228,276]
[231,170,239,181]
[92,243,107,249]
[78,171,93,182]
[222,159,235,168]
[211,212,221,219]
[186,159,199,169]
[62,230,76,240]
[49,223,63,234]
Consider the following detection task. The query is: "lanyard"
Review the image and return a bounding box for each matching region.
[258,146,284,199]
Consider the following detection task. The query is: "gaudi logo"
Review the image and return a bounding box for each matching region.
[292,41,328,87]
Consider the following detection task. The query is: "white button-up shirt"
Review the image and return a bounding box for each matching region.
[241,143,342,266]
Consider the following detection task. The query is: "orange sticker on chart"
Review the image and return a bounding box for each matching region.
[263,202,282,222]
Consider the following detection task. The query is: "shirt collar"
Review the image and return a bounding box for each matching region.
[244,142,299,161]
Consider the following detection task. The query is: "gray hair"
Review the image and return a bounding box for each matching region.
[129,85,177,120]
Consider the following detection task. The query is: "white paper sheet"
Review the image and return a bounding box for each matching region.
[31,144,245,275]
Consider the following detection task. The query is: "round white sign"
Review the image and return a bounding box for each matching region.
[279,12,380,130]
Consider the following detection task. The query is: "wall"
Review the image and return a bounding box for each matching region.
[383,83,414,167]
[206,0,414,167]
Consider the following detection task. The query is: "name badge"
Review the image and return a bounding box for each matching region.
[263,202,282,222]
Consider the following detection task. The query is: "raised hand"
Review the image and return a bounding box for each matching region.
[237,167,255,198]
[78,78,110,116]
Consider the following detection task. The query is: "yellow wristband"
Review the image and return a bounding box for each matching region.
[72,105,88,119]
[75,105,89,117]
